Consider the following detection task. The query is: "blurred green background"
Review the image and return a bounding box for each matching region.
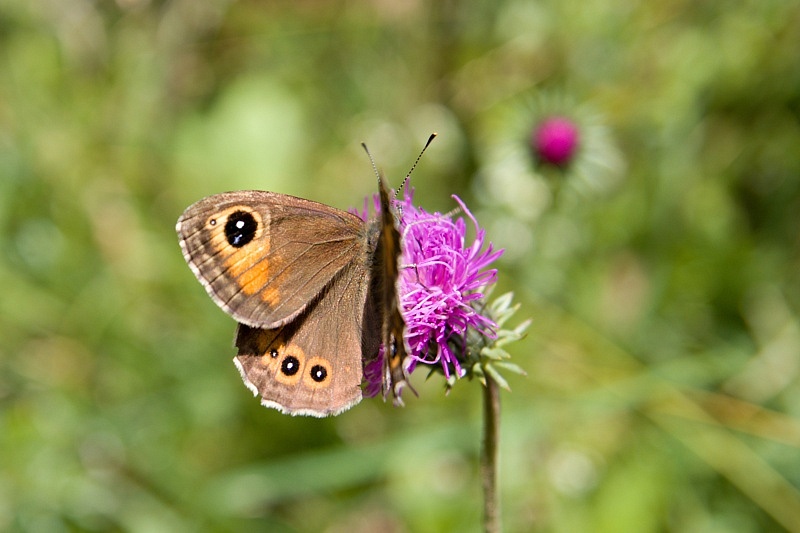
[2,0,800,531]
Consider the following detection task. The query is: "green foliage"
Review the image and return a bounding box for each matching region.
[462,291,530,392]
[1,0,799,531]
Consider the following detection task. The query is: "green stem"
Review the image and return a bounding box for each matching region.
[481,374,501,533]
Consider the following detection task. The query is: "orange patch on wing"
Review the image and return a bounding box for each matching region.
[257,328,283,351]
[259,285,281,306]
[303,356,333,390]
[206,205,265,258]
[224,245,272,292]
[259,346,281,369]
[274,344,306,386]
[208,229,237,258]
[207,205,278,304]
[223,250,281,305]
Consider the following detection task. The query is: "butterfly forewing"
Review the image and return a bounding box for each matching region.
[177,191,365,329]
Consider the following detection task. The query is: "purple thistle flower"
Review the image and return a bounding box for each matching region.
[532,116,580,167]
[362,347,385,398]
[356,187,504,393]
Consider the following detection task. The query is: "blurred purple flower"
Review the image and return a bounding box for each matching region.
[356,188,503,392]
[362,347,384,398]
[532,116,580,167]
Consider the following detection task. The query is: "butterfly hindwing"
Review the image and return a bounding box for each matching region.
[233,259,380,416]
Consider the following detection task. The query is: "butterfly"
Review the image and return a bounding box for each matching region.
[176,138,435,416]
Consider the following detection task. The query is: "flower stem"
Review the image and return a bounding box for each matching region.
[481,374,501,533]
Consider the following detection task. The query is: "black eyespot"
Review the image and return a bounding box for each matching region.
[269,348,279,358]
[281,355,300,376]
[224,211,257,248]
[310,365,328,383]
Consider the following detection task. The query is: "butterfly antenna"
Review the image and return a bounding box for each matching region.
[398,132,437,194]
[361,142,381,184]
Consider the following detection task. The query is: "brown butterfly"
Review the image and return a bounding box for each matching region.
[177,168,415,417]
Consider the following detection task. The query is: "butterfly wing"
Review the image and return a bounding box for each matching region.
[177,191,366,329]
[234,258,380,416]
[372,176,411,402]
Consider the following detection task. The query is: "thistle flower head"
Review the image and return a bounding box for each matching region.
[532,116,580,167]
[355,186,504,392]
[397,190,503,378]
